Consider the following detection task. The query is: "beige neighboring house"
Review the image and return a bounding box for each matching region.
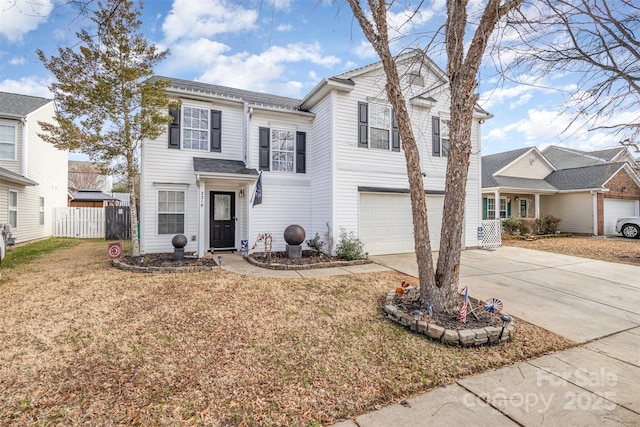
[482,145,640,235]
[0,92,68,244]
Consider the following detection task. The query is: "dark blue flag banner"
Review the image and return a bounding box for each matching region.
[253,171,263,206]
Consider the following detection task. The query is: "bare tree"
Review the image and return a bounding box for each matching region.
[68,164,105,191]
[347,0,522,313]
[508,0,640,143]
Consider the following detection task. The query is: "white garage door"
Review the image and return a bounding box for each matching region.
[359,193,443,255]
[604,199,638,234]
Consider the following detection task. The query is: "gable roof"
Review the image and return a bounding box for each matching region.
[70,189,118,202]
[0,92,51,119]
[482,147,534,188]
[151,76,303,111]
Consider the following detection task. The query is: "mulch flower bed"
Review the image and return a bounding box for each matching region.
[119,253,218,268]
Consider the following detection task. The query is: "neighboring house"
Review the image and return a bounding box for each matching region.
[140,50,489,256]
[68,189,121,207]
[68,160,113,193]
[0,92,68,244]
[482,145,640,235]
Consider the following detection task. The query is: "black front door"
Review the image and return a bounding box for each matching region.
[210,192,235,249]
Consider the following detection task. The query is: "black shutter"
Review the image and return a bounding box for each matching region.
[392,110,400,152]
[259,127,270,171]
[358,102,368,148]
[442,119,449,157]
[168,109,180,149]
[296,131,306,173]
[432,116,440,156]
[210,110,221,152]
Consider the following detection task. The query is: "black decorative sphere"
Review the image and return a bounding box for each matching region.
[284,224,305,245]
[172,234,188,249]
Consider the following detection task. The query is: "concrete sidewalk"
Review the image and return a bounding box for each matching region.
[332,247,640,426]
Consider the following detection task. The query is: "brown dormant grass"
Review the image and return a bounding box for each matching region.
[0,241,572,426]
[503,235,640,266]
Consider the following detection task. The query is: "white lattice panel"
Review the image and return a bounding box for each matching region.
[481,220,502,249]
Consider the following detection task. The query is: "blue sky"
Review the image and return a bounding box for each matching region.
[0,0,632,157]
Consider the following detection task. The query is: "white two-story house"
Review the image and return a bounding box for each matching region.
[140,50,489,256]
[0,92,68,244]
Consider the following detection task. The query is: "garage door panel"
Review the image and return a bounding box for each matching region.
[359,193,443,255]
[604,199,638,235]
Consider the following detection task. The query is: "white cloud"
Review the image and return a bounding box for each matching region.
[162,0,258,42]
[0,76,51,97]
[352,40,376,59]
[0,0,53,42]
[9,56,25,65]
[276,23,292,32]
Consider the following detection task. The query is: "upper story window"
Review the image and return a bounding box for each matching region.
[259,127,306,174]
[358,102,400,152]
[432,116,449,157]
[183,106,209,150]
[168,106,221,152]
[0,124,17,160]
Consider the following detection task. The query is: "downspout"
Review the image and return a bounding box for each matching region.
[245,102,253,253]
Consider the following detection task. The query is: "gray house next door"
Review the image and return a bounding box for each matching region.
[210,191,235,249]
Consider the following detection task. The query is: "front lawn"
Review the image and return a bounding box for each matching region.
[0,240,572,426]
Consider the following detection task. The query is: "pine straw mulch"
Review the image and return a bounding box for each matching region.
[0,241,573,426]
[503,235,640,266]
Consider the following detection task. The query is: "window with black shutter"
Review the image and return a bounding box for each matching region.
[259,127,270,171]
[358,102,368,148]
[296,132,306,173]
[168,109,180,149]
[391,111,400,152]
[210,110,221,152]
[432,116,449,157]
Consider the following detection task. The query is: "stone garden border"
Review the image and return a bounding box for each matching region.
[383,289,515,346]
[111,258,218,274]
[245,255,373,270]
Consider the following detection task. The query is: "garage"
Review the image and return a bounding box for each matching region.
[359,193,444,255]
[604,198,638,235]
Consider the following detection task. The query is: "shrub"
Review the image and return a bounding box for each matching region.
[536,214,561,234]
[306,232,325,254]
[502,217,520,235]
[519,218,535,236]
[335,228,364,260]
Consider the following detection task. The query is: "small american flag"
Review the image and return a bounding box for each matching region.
[460,286,469,323]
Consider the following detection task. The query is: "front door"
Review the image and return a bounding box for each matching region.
[210,192,235,249]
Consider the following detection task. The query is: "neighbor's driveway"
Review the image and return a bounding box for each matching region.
[372,247,640,344]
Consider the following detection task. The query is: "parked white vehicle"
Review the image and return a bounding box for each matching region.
[615,217,640,239]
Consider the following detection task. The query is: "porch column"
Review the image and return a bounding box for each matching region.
[197,180,206,257]
[493,190,500,220]
[534,193,540,219]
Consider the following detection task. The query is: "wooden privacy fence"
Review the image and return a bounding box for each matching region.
[54,207,105,238]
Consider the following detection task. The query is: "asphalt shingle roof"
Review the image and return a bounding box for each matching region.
[0,166,38,186]
[151,76,303,111]
[544,163,626,190]
[493,176,557,191]
[71,190,118,201]
[193,158,259,176]
[482,147,532,188]
[0,92,51,119]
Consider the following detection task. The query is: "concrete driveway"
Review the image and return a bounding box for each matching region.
[332,247,640,426]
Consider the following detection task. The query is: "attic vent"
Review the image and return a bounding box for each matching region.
[408,71,424,87]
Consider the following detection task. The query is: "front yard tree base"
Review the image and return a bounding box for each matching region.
[383,288,515,346]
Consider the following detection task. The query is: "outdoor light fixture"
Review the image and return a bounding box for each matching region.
[217,255,222,268]
[499,314,512,341]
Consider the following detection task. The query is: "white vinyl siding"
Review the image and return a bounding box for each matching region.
[500,151,554,179]
[0,123,17,160]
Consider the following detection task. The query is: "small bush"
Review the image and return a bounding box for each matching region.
[502,217,520,235]
[306,232,325,254]
[536,214,561,234]
[519,218,535,236]
[335,228,364,260]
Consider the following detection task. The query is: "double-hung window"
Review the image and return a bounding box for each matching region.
[487,197,495,220]
[8,190,17,228]
[158,190,185,234]
[182,106,209,150]
[271,129,295,172]
[0,124,17,160]
[357,102,400,151]
[432,116,449,157]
